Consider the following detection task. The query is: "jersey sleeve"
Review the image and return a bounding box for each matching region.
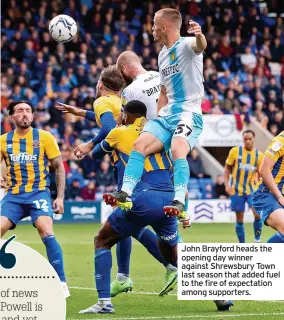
[265,136,284,162]
[44,132,61,160]
[121,87,135,107]
[104,128,121,149]
[226,147,237,166]
[183,37,200,56]
[93,96,112,120]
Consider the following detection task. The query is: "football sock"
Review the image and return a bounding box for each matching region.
[116,273,129,281]
[98,298,111,304]
[236,222,245,243]
[166,264,178,272]
[267,232,284,243]
[116,237,132,280]
[253,219,262,241]
[116,237,132,276]
[42,235,66,282]
[95,248,112,299]
[122,151,145,196]
[173,159,189,204]
[135,228,168,267]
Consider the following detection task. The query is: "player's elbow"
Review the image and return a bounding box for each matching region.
[133,138,147,155]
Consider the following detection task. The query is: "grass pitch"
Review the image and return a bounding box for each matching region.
[4,223,284,320]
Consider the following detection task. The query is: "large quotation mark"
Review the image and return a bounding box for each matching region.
[0,235,17,269]
[174,124,192,137]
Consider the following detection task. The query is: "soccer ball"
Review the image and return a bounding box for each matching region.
[49,14,77,43]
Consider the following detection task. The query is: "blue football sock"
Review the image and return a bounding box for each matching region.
[236,222,245,243]
[267,232,284,243]
[173,159,189,204]
[95,248,112,299]
[253,219,262,241]
[116,237,132,275]
[122,151,145,196]
[42,235,66,282]
[135,228,168,267]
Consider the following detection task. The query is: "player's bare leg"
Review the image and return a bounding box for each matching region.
[0,216,14,237]
[34,216,70,298]
[164,136,190,216]
[104,132,163,210]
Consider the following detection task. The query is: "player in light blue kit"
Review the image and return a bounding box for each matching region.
[108,9,206,216]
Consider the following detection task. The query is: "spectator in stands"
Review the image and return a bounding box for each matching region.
[202,183,214,199]
[240,47,257,70]
[223,89,240,113]
[213,175,228,199]
[66,179,83,201]
[81,180,96,200]
[96,161,116,192]
[67,161,85,188]
[187,148,209,179]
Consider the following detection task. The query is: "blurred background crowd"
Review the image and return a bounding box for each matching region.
[1,0,283,200]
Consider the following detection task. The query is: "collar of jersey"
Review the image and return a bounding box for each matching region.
[14,127,33,139]
[133,71,150,82]
[164,37,182,51]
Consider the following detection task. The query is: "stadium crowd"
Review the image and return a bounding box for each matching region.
[1,0,283,200]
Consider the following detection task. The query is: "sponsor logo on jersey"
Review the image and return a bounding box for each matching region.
[144,73,160,82]
[9,152,37,163]
[266,148,275,157]
[271,140,283,152]
[239,163,256,171]
[161,64,180,77]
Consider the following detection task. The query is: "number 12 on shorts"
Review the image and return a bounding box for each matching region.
[33,199,49,212]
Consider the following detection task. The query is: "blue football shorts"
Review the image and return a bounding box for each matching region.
[252,189,283,224]
[108,188,178,247]
[142,111,203,151]
[231,194,252,212]
[1,190,53,229]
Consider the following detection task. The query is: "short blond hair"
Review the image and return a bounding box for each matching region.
[156,8,182,29]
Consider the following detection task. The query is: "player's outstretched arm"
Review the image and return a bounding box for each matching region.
[50,156,65,214]
[259,156,284,206]
[187,20,207,52]
[56,102,98,123]
[56,102,87,117]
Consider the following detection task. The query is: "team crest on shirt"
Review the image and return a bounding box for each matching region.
[271,140,283,152]
[33,140,40,148]
[170,51,176,61]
